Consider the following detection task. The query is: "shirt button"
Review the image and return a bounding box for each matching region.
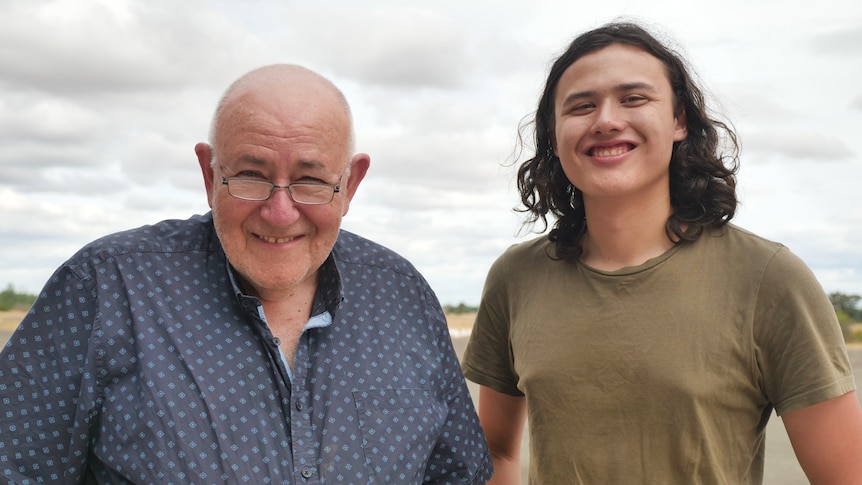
[301,468,312,479]
[295,400,303,411]
[271,337,281,346]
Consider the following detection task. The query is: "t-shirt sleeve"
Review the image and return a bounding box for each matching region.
[461,249,524,396]
[753,246,856,415]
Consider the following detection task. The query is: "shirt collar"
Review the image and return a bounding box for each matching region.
[222,251,344,319]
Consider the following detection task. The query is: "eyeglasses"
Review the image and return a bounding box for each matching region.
[221,177,341,205]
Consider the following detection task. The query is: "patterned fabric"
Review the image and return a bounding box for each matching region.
[0,213,491,485]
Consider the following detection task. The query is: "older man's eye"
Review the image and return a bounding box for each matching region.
[236,170,266,179]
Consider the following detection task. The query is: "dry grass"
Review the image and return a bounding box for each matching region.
[2,309,859,354]
[445,312,476,331]
[445,312,476,339]
[5,309,857,348]
[0,310,475,334]
[0,310,26,332]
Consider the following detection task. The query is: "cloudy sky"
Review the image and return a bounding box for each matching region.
[1,0,861,307]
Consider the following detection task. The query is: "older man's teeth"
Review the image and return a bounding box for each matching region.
[261,235,295,243]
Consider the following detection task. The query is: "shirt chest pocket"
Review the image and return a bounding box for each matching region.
[352,388,448,484]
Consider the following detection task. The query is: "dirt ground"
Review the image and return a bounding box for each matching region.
[444,312,477,337]
[0,309,26,333]
[4,309,855,350]
[0,310,476,340]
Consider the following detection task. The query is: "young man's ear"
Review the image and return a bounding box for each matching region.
[673,108,688,141]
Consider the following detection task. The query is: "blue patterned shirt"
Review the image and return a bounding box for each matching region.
[0,213,492,484]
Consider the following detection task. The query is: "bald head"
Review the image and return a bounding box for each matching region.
[194,63,371,302]
[208,64,356,165]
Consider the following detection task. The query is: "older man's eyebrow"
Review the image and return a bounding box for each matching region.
[232,154,268,167]
[295,159,327,170]
[233,155,326,170]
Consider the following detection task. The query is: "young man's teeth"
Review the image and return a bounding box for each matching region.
[594,145,628,157]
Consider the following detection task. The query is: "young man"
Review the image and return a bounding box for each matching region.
[0,64,492,484]
[462,22,862,484]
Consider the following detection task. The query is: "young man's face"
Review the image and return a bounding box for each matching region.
[552,43,687,205]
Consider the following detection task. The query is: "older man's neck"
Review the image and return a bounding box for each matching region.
[247,275,319,367]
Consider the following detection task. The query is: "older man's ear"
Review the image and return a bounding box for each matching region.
[195,142,216,208]
[340,153,370,216]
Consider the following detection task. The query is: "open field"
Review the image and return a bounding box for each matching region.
[444,312,476,338]
[1,308,860,484]
[0,310,477,343]
[0,309,26,333]
[0,310,475,332]
[5,309,859,347]
[5,309,859,346]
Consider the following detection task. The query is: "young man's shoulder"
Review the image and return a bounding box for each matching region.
[702,223,787,258]
[493,234,555,268]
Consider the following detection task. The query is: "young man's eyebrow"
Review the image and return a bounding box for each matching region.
[559,81,658,108]
[558,90,594,110]
[617,81,657,92]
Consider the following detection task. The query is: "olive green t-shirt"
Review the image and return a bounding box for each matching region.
[462,224,855,484]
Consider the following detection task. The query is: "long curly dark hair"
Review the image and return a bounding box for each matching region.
[516,22,739,260]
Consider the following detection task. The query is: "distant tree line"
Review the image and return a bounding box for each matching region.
[831,292,862,342]
[443,302,478,314]
[831,292,862,321]
[0,284,37,311]
[1,284,860,341]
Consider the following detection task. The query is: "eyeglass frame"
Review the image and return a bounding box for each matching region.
[220,176,342,205]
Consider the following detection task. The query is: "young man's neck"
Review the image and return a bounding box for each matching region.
[579,194,675,271]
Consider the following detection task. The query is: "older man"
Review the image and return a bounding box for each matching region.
[0,65,492,484]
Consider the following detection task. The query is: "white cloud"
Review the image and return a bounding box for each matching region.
[741,131,855,161]
[0,0,269,95]
[2,0,862,307]
[294,7,472,88]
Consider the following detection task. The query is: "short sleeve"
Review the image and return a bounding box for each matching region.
[461,249,523,397]
[753,247,855,415]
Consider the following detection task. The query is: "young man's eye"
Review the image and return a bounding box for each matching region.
[570,103,595,114]
[622,95,647,105]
